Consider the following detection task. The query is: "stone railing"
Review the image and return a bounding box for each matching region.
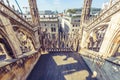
[106,57,120,66]
[0,2,33,30]
[80,49,105,59]
[47,48,73,52]
[80,49,120,67]
[85,0,120,31]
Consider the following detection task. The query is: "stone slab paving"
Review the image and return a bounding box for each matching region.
[27,52,97,80]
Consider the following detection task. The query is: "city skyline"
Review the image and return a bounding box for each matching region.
[8,0,109,13]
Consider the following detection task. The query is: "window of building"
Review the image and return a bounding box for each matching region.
[51,24,53,26]
[45,24,46,26]
[54,28,56,32]
[74,20,80,22]
[51,27,56,32]
[51,27,54,32]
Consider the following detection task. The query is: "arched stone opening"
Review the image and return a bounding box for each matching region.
[108,31,120,57]
[80,23,108,50]
[88,22,109,33]
[87,27,107,52]
[99,13,120,57]
[0,30,15,59]
[13,26,36,53]
[114,44,120,57]
[113,42,120,57]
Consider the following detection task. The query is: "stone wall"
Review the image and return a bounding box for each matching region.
[0,51,41,80]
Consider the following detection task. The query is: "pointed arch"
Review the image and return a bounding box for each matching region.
[0,28,16,58]
[13,26,36,49]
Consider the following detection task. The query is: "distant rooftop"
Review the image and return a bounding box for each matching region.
[39,10,58,15]
[65,8,101,14]
[64,8,101,17]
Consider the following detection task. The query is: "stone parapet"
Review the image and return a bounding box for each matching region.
[82,56,120,80]
[0,51,41,80]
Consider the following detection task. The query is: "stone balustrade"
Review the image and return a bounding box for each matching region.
[80,49,105,60]
[0,50,41,80]
[47,48,73,52]
[80,49,120,67]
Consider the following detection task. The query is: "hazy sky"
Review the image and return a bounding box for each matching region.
[7,0,109,13]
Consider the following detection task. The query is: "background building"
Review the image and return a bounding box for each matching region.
[25,10,59,43]
[60,8,101,47]
[40,11,59,42]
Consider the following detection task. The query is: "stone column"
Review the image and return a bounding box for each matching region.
[80,30,89,49]
[34,29,40,49]
[0,15,22,57]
